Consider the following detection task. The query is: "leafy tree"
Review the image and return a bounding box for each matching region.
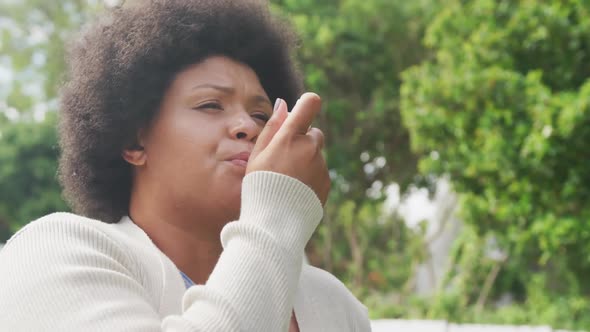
[0,112,65,236]
[0,0,111,240]
[401,0,590,328]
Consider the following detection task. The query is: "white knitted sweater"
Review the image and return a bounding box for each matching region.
[0,172,370,331]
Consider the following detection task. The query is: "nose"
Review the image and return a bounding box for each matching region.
[229,110,261,141]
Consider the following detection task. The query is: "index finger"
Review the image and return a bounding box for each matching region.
[251,98,288,159]
[280,92,322,136]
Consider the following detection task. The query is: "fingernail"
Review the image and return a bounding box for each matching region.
[273,98,283,112]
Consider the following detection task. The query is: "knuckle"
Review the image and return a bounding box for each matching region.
[309,127,322,136]
[313,127,325,137]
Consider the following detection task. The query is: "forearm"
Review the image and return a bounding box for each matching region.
[166,171,323,331]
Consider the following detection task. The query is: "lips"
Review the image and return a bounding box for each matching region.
[226,151,250,168]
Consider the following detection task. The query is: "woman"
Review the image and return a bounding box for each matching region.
[0,0,370,331]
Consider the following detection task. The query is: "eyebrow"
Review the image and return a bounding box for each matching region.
[192,83,234,93]
[192,84,272,107]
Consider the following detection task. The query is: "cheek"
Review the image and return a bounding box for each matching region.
[147,115,222,182]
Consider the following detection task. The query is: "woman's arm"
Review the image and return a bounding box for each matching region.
[165,171,323,331]
[0,171,322,332]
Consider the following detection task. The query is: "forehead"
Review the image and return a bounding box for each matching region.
[170,56,266,94]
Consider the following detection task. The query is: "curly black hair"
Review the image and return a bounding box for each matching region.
[58,0,303,223]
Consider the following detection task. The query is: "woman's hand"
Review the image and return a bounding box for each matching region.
[247,92,331,206]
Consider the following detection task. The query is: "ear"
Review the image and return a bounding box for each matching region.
[122,130,147,166]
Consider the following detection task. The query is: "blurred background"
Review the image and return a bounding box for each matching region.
[1,0,589,330]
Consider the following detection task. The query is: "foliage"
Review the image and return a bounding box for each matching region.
[274,0,439,191]
[401,0,590,328]
[0,1,120,240]
[0,112,66,235]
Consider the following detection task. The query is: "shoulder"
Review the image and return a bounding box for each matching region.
[0,212,166,303]
[0,213,174,329]
[299,264,371,331]
[1,212,142,274]
[8,212,117,241]
[6,212,145,249]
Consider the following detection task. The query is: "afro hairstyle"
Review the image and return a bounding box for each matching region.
[58,0,303,223]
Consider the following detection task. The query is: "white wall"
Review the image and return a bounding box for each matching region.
[370,320,572,332]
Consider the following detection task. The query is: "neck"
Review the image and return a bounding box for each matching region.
[129,203,225,286]
[134,212,224,285]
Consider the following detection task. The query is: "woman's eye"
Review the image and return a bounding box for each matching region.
[252,113,270,122]
[195,102,223,110]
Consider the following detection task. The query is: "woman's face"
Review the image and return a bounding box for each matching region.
[136,56,273,228]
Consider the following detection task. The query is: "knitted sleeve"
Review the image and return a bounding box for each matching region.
[0,171,323,332]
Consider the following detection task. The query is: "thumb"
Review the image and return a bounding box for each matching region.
[251,98,288,159]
